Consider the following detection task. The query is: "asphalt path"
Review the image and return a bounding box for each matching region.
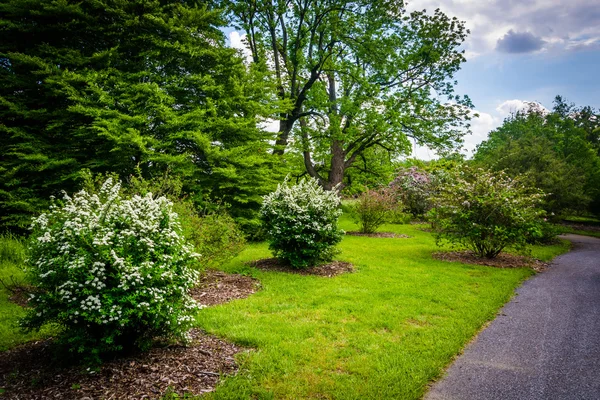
[426,234,600,400]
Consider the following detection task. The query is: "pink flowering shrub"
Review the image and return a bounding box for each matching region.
[428,168,545,258]
[21,179,200,365]
[352,189,397,233]
[389,167,434,217]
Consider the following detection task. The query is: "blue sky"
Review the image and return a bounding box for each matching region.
[407,0,600,159]
[227,0,600,159]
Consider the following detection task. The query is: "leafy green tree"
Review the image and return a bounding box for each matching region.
[0,0,280,232]
[474,100,600,216]
[226,0,474,190]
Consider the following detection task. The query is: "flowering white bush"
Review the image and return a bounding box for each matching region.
[260,177,344,269]
[21,179,200,364]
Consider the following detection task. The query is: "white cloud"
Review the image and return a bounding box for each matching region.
[407,0,600,57]
[229,31,252,62]
[411,96,555,160]
[496,99,549,117]
[461,111,498,156]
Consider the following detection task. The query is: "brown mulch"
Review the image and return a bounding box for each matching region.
[0,270,261,399]
[433,251,549,272]
[345,231,410,238]
[7,285,32,308]
[190,269,261,307]
[248,258,354,277]
[0,329,243,400]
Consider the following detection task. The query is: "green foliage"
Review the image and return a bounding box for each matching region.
[429,168,545,258]
[260,178,344,268]
[228,0,474,189]
[0,234,26,265]
[174,202,246,270]
[82,170,246,269]
[387,208,413,225]
[341,148,399,196]
[0,0,282,233]
[474,98,600,216]
[527,220,561,245]
[352,189,396,233]
[389,167,435,217]
[21,179,200,365]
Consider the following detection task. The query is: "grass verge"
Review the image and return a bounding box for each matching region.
[197,217,569,399]
[0,219,571,398]
[0,235,54,351]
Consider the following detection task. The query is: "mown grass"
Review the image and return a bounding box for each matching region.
[0,235,54,351]
[557,225,600,238]
[0,219,571,398]
[561,215,600,224]
[197,216,569,399]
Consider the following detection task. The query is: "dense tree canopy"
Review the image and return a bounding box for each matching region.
[0,0,280,232]
[226,0,474,189]
[474,97,600,216]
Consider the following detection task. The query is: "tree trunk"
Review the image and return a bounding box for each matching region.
[273,117,292,155]
[322,73,346,191]
[325,139,346,191]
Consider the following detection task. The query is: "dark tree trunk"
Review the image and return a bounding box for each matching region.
[324,139,346,191]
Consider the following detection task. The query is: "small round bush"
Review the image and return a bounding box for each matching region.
[21,179,200,364]
[389,167,433,217]
[352,189,396,233]
[260,177,344,269]
[429,168,545,258]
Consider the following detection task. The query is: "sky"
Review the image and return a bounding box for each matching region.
[227,0,600,160]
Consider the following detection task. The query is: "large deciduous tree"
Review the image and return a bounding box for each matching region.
[0,0,279,232]
[226,0,474,189]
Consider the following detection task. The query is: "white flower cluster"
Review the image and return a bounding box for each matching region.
[25,178,200,341]
[260,177,344,268]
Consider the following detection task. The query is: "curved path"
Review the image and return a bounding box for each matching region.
[426,234,600,400]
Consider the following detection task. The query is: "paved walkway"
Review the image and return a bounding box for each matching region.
[426,234,600,400]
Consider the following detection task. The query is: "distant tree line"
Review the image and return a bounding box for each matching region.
[474,96,600,217]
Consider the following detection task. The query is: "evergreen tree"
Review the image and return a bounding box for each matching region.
[0,0,280,232]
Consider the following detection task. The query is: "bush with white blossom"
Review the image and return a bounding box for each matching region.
[21,179,200,364]
[260,177,344,269]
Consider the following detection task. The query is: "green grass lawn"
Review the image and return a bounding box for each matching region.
[197,216,568,399]
[0,219,570,399]
[556,215,600,238]
[0,235,54,351]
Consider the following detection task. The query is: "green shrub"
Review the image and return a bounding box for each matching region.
[21,179,200,365]
[81,170,246,269]
[173,201,246,269]
[352,189,396,233]
[387,207,412,225]
[429,168,545,258]
[527,220,561,244]
[0,234,26,265]
[389,167,434,217]
[260,178,344,269]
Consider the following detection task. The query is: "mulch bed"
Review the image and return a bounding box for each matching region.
[433,251,549,272]
[0,329,242,400]
[0,269,260,399]
[190,269,261,307]
[345,231,410,238]
[248,258,354,277]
